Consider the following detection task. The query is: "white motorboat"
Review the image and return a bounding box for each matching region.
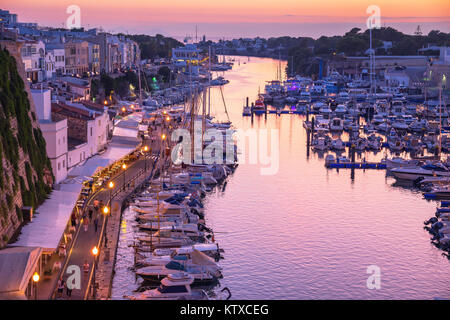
[388,139,406,152]
[136,259,221,284]
[137,248,220,269]
[391,164,450,181]
[313,136,329,151]
[334,104,347,116]
[331,138,345,151]
[125,273,209,300]
[329,118,344,131]
[149,243,223,259]
[385,157,420,170]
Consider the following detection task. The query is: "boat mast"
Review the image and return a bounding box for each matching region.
[137,47,143,108]
[208,45,211,117]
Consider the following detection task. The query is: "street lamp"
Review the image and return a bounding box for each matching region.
[143,146,149,171]
[32,272,39,300]
[91,246,99,299]
[108,181,114,206]
[102,206,110,247]
[122,163,127,191]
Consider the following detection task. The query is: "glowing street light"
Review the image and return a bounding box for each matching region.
[32,272,39,300]
[161,134,166,140]
[91,246,99,256]
[122,163,127,191]
[32,272,40,283]
[103,206,109,215]
[91,246,99,299]
[108,181,114,189]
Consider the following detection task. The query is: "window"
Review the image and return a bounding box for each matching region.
[63,160,65,168]
[58,163,61,171]
[90,128,93,136]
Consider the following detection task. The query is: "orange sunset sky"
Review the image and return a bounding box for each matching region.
[3,0,449,38]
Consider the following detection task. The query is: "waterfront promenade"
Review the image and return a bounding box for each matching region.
[44,131,166,300]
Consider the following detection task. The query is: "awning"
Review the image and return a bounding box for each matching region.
[9,187,82,253]
[0,246,42,299]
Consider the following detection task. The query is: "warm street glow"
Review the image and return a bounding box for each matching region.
[103,206,109,214]
[32,272,40,282]
[108,181,114,189]
[92,246,99,256]
[161,134,166,140]
[122,163,127,170]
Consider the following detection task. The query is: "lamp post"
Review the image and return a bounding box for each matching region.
[91,246,99,299]
[103,206,109,247]
[161,134,166,170]
[32,272,39,300]
[143,146,149,172]
[122,163,127,191]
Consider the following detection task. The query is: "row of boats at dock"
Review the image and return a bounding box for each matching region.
[122,158,237,300]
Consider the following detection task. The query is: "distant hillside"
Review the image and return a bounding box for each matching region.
[286,27,450,76]
[120,34,184,60]
[0,42,54,247]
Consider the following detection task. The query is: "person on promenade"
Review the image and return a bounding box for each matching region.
[83,260,90,273]
[93,200,99,213]
[57,278,65,298]
[94,216,98,233]
[83,216,89,232]
[70,212,77,227]
[88,209,93,221]
[65,280,72,298]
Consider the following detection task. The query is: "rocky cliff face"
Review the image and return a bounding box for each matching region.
[0,42,54,248]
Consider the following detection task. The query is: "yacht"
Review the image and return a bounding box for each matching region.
[329,118,344,131]
[319,105,332,116]
[385,157,421,170]
[313,136,329,151]
[334,104,348,116]
[125,273,209,300]
[210,76,229,86]
[331,138,346,151]
[136,259,221,284]
[391,163,450,181]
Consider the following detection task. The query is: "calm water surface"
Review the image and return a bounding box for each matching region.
[111,56,450,300]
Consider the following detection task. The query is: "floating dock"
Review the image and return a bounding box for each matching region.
[325,161,386,169]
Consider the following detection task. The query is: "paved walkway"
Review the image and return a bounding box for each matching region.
[53,138,162,300]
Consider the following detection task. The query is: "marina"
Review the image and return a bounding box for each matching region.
[0,2,449,306]
[111,56,450,300]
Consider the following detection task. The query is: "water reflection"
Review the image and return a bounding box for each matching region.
[112,56,450,300]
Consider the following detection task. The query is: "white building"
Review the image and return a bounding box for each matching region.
[20,40,45,82]
[44,43,65,79]
[384,68,410,87]
[30,88,68,184]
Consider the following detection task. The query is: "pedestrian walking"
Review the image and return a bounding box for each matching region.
[83,216,89,232]
[65,280,72,298]
[93,199,99,213]
[57,278,65,298]
[88,209,93,221]
[94,216,98,232]
[70,212,76,227]
[83,260,90,274]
